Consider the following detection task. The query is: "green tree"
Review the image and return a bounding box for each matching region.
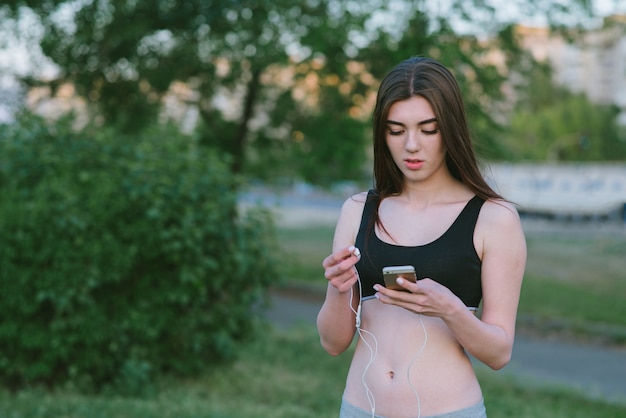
[2,0,373,181]
[503,61,626,161]
[2,0,600,181]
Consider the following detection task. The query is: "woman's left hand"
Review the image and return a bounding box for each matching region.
[373,278,464,318]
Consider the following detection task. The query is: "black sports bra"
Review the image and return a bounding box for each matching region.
[354,190,485,309]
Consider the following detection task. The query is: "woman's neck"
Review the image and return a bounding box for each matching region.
[401,174,469,206]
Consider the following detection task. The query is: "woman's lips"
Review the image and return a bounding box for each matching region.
[404,159,424,170]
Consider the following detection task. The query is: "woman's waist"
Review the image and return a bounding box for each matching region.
[345,319,480,415]
[349,329,474,382]
[358,306,461,353]
[344,346,481,417]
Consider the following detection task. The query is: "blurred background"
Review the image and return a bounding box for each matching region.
[0,1,625,417]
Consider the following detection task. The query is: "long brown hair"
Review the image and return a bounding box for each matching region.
[370,57,502,234]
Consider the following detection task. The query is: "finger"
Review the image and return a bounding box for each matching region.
[373,279,416,296]
[332,272,359,293]
[373,284,407,301]
[324,254,360,280]
[330,267,359,292]
[395,277,420,293]
[374,287,427,315]
[374,290,409,308]
[322,245,359,269]
[325,257,359,282]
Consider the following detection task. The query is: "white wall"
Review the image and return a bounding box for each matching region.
[485,163,626,215]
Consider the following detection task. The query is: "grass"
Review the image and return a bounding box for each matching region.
[519,227,626,343]
[520,279,626,326]
[0,327,348,418]
[2,326,625,417]
[275,225,335,285]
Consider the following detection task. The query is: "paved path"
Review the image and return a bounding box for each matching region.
[501,335,626,404]
[264,289,626,406]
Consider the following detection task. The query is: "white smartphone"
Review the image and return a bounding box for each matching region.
[382,265,417,291]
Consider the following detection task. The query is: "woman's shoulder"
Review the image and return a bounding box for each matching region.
[477,198,523,234]
[340,191,369,215]
[473,198,526,264]
[481,198,520,218]
[333,192,370,248]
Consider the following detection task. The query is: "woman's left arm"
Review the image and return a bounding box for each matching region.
[463,200,527,369]
[374,200,527,370]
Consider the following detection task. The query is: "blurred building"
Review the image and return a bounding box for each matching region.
[485,17,626,220]
[487,162,626,220]
[516,14,626,125]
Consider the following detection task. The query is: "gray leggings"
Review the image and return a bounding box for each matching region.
[339,397,487,418]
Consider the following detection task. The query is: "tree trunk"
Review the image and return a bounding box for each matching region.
[232,67,262,174]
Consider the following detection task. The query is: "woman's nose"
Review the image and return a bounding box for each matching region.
[405,131,420,152]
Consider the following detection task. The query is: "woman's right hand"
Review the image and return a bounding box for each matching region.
[322,245,361,293]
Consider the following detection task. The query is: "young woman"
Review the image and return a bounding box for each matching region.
[317,57,526,418]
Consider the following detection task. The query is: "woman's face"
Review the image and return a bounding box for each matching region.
[385,96,447,184]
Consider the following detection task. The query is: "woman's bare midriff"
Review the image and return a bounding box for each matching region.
[343,299,483,418]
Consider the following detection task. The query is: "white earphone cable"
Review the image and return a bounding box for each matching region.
[349,248,427,418]
[349,272,378,418]
[407,314,428,418]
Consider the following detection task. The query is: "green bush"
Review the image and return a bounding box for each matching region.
[0,115,278,393]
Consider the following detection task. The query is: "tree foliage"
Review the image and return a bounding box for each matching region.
[503,63,626,160]
[4,0,373,181]
[3,0,610,184]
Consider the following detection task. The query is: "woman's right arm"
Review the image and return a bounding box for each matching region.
[316,194,366,356]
